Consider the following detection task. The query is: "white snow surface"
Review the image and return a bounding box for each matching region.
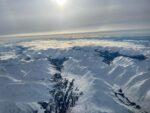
[0,37,150,113]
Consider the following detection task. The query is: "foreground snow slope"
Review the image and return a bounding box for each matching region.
[0,37,150,113]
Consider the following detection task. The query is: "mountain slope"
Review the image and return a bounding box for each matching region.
[0,37,150,113]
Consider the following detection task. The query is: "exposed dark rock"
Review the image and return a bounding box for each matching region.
[47,57,68,71]
[38,102,48,109]
[15,46,28,54]
[123,54,146,61]
[24,57,31,61]
[95,50,147,64]
[136,105,141,109]
[113,88,144,112]
[72,47,81,51]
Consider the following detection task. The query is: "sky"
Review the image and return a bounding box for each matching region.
[0,0,150,36]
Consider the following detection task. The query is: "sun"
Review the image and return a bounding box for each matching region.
[55,0,67,6]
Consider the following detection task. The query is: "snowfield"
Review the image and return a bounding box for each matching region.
[0,36,150,113]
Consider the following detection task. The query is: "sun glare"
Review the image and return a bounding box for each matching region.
[55,0,67,6]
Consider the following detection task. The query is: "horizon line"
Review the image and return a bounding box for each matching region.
[0,28,150,38]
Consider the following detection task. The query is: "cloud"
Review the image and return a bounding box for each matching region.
[0,0,150,36]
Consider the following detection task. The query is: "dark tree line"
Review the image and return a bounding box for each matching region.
[39,73,83,113]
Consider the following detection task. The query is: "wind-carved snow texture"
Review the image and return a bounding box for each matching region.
[0,37,150,113]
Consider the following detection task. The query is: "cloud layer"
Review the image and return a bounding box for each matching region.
[0,0,150,35]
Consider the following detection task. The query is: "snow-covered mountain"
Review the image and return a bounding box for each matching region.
[0,36,150,113]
